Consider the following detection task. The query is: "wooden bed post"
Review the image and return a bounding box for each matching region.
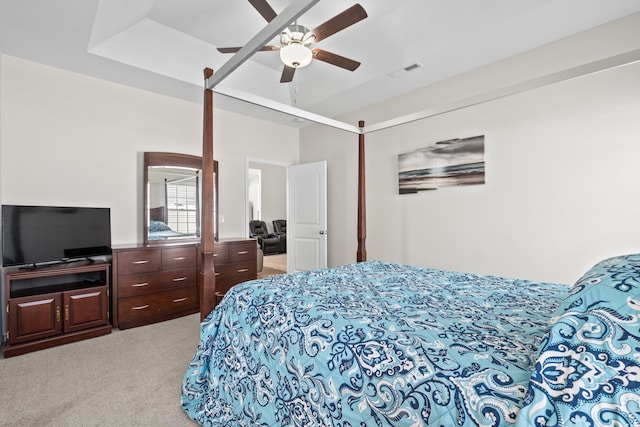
[357,120,367,262]
[199,67,216,320]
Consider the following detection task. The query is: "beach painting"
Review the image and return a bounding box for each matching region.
[398,135,485,194]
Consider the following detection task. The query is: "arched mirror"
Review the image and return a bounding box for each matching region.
[143,152,218,245]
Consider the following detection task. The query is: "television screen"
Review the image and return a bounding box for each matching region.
[2,205,111,267]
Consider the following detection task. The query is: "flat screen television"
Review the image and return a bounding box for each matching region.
[2,205,112,267]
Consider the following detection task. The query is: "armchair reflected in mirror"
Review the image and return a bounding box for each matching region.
[143,152,218,245]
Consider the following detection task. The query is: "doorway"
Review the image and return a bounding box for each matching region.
[246,160,288,278]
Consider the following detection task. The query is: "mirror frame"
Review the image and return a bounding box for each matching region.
[143,152,218,246]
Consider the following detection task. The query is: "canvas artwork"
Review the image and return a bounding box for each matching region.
[398,135,485,194]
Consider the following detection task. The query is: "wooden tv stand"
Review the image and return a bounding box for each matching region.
[3,261,111,358]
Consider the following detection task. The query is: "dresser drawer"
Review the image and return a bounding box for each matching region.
[214,281,237,298]
[228,241,256,263]
[117,250,162,274]
[117,287,198,329]
[117,268,196,298]
[162,246,197,270]
[215,261,257,285]
[212,245,229,264]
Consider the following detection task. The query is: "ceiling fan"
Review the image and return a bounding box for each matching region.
[217,0,367,83]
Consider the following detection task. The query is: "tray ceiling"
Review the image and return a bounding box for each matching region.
[2,0,640,127]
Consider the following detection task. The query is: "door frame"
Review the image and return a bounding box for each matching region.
[244,157,292,248]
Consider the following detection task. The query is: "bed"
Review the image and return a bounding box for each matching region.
[148,206,198,241]
[191,68,639,425]
[182,255,640,426]
[147,220,197,241]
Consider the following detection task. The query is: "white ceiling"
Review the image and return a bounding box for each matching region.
[2,0,640,127]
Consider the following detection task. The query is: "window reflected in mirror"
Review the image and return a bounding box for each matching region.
[147,166,201,241]
[143,152,218,246]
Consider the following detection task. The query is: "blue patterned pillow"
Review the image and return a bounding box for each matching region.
[516,254,640,426]
[557,253,640,315]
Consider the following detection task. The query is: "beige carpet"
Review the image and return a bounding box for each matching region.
[0,314,201,426]
[258,253,287,279]
[0,257,289,426]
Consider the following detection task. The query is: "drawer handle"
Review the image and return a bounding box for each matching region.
[215,272,220,276]
[132,282,149,288]
[237,251,249,255]
[132,305,149,310]
[173,297,188,303]
[173,277,188,282]
[173,256,186,261]
[237,268,249,273]
[213,253,220,257]
[132,260,150,265]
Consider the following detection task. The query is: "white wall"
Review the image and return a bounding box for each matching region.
[300,14,640,285]
[0,55,299,245]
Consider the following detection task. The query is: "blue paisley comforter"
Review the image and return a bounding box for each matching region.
[182,260,573,426]
[517,254,640,427]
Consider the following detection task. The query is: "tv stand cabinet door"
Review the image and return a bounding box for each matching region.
[63,286,109,333]
[8,293,63,344]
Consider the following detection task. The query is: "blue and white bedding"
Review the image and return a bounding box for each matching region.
[517,254,640,426]
[182,260,573,426]
[148,220,197,241]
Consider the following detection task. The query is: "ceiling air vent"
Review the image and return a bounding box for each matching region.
[388,62,423,78]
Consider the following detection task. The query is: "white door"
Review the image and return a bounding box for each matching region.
[287,161,327,273]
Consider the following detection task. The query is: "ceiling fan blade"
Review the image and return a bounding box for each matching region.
[308,4,367,43]
[312,49,361,71]
[280,66,296,83]
[217,45,280,54]
[248,0,278,22]
[217,47,242,53]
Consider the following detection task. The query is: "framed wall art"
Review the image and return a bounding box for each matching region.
[398,135,485,194]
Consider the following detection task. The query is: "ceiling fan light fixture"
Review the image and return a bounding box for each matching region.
[279,42,313,68]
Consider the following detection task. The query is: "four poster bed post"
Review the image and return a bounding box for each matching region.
[199,68,216,320]
[198,68,368,320]
[357,120,366,262]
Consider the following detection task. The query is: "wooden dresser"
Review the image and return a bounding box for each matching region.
[111,239,257,328]
[111,243,199,329]
[213,238,258,306]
